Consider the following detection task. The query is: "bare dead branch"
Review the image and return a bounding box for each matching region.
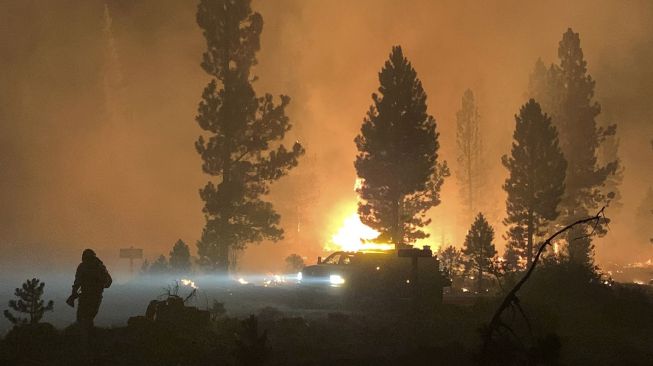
[482,207,606,352]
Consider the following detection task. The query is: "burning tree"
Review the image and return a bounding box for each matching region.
[502,100,566,267]
[462,213,497,293]
[354,46,449,248]
[529,28,618,267]
[194,0,304,272]
[3,278,54,325]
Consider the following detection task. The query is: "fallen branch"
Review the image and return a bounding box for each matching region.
[483,207,606,351]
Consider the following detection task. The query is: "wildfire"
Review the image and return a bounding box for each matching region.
[325,212,394,252]
[180,279,198,289]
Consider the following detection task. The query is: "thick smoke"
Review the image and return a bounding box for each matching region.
[1,0,652,279]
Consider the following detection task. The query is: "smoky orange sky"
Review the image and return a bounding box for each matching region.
[1,0,652,275]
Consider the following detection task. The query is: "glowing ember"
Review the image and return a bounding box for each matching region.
[325,212,394,252]
[180,279,198,289]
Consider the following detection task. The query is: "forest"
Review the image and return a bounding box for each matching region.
[1,0,653,365]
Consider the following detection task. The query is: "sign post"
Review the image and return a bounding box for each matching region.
[119,247,143,275]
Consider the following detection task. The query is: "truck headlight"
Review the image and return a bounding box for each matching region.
[297,272,303,281]
[329,274,345,285]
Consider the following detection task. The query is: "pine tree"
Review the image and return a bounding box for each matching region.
[456,89,484,221]
[502,100,567,267]
[149,255,169,275]
[462,213,497,293]
[503,225,527,272]
[599,133,624,212]
[140,259,150,275]
[194,0,304,272]
[528,58,563,118]
[528,29,618,267]
[503,241,522,273]
[3,278,54,325]
[438,245,465,280]
[636,187,653,244]
[354,46,449,247]
[169,239,192,274]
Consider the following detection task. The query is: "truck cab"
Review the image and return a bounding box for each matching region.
[300,247,448,309]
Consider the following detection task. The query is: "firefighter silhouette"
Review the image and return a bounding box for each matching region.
[67,249,112,329]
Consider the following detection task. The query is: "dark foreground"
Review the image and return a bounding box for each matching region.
[2,265,653,366]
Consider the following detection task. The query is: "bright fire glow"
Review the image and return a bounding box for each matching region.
[325,212,394,252]
[180,279,198,289]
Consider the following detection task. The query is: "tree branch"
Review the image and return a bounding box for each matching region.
[483,207,606,351]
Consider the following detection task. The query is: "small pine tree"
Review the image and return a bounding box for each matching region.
[284,254,304,273]
[149,255,169,275]
[462,213,497,293]
[169,239,192,274]
[438,245,465,280]
[140,259,150,275]
[3,278,54,325]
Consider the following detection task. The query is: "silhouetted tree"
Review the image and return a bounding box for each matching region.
[528,58,562,118]
[502,243,522,274]
[529,29,618,267]
[169,239,192,274]
[439,245,465,280]
[355,46,449,247]
[463,213,497,293]
[599,132,624,212]
[140,259,150,275]
[284,254,304,273]
[456,89,485,221]
[502,100,566,267]
[3,278,54,325]
[503,226,526,272]
[194,0,304,272]
[149,255,169,275]
[636,187,653,244]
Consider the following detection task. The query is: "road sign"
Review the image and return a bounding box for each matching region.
[119,247,143,274]
[120,247,143,259]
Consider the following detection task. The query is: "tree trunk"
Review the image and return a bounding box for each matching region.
[393,198,404,248]
[478,266,483,294]
[468,152,474,221]
[526,209,533,268]
[478,239,484,293]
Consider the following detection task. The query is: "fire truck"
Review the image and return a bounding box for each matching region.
[299,246,450,309]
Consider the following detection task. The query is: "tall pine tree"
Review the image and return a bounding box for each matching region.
[456,89,484,221]
[194,0,304,272]
[462,213,497,293]
[354,46,449,247]
[502,100,567,267]
[529,29,618,267]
